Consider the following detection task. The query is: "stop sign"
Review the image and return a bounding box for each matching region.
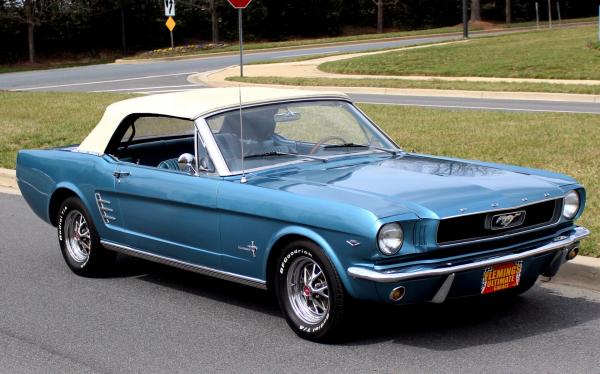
[227,0,252,8]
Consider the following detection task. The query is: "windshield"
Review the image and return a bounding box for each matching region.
[206,100,397,172]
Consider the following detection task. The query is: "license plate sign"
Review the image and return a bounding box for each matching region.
[481,261,523,294]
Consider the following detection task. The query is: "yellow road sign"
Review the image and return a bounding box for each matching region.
[165,16,176,32]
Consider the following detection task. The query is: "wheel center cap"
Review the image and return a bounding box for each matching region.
[303,286,311,297]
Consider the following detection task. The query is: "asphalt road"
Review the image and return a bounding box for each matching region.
[0,34,464,93]
[2,27,599,114]
[1,192,600,373]
[350,94,600,114]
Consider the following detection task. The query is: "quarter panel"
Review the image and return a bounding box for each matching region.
[16,150,116,233]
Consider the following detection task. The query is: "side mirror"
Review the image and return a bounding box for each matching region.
[199,157,210,171]
[178,153,197,175]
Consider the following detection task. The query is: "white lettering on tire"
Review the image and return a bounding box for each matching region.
[58,205,68,242]
[279,248,312,275]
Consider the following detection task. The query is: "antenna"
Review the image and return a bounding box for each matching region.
[238,85,247,184]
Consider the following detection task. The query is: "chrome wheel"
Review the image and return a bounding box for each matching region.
[286,256,330,325]
[64,210,91,264]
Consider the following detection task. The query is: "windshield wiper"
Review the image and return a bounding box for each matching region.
[323,143,402,156]
[244,151,328,163]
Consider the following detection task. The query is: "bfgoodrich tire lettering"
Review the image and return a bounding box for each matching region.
[57,197,115,276]
[275,240,347,342]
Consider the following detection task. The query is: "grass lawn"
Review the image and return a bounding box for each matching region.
[228,76,600,95]
[0,91,131,168]
[321,26,600,80]
[0,92,597,256]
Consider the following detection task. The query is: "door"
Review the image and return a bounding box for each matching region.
[107,115,222,269]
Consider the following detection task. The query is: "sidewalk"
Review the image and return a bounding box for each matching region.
[0,168,18,195]
[191,40,600,103]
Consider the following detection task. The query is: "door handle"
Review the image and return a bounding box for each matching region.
[113,170,130,178]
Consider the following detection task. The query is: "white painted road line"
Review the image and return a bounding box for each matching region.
[273,50,341,59]
[133,88,204,95]
[12,72,199,91]
[356,101,600,114]
[92,84,203,93]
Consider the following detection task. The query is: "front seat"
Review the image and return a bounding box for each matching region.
[157,158,180,171]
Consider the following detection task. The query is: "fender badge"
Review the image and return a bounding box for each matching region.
[238,241,258,257]
[346,240,361,247]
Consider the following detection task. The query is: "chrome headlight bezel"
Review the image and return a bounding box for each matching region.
[377,223,404,256]
[562,190,580,220]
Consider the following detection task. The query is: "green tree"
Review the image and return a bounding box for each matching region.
[1,0,61,63]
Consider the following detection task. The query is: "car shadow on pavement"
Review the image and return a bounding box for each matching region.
[107,255,600,347]
[343,285,600,348]
[113,255,282,317]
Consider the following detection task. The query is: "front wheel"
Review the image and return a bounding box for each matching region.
[275,240,347,342]
[57,197,116,276]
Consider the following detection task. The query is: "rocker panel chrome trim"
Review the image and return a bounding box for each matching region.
[101,240,267,290]
[348,226,590,283]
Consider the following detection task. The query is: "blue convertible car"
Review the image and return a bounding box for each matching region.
[17,87,589,341]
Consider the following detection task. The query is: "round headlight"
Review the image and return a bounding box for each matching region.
[563,190,580,219]
[377,223,404,256]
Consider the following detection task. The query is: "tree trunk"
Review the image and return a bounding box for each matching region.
[376,0,384,33]
[470,0,481,22]
[27,22,35,64]
[24,0,35,63]
[505,0,511,24]
[120,6,127,55]
[210,0,219,44]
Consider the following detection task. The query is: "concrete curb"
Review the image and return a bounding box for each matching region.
[0,168,17,190]
[0,167,597,291]
[114,21,596,64]
[549,257,600,292]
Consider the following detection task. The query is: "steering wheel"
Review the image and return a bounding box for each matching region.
[309,136,348,155]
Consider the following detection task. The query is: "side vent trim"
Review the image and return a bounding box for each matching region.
[95,193,116,224]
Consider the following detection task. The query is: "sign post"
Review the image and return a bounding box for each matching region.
[462,0,468,39]
[227,0,253,77]
[164,0,176,49]
[165,17,176,49]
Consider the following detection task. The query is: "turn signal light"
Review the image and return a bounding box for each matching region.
[567,246,579,261]
[389,286,406,302]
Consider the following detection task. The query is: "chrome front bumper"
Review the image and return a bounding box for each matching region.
[348,226,590,283]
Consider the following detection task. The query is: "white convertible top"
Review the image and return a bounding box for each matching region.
[78,87,349,154]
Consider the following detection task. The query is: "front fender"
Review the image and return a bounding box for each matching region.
[264,225,375,299]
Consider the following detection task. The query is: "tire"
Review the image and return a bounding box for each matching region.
[274,240,347,342]
[57,197,116,276]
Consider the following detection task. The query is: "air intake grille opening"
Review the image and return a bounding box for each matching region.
[437,199,561,246]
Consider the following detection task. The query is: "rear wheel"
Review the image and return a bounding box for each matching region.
[275,240,347,342]
[57,197,115,276]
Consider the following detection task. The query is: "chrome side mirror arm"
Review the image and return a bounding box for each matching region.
[178,153,211,175]
[178,153,198,175]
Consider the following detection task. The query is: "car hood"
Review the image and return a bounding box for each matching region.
[250,154,568,219]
